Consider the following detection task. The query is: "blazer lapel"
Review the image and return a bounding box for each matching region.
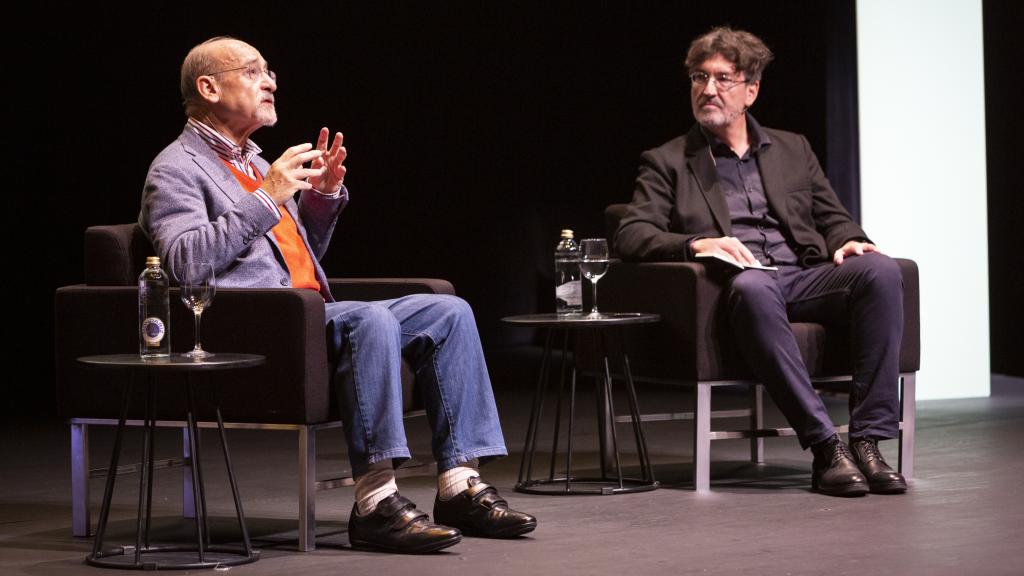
[684,126,731,235]
[178,128,285,254]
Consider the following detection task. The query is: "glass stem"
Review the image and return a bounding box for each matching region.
[193,311,203,352]
[591,280,599,315]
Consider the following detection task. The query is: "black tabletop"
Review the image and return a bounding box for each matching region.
[77,353,266,372]
[501,312,660,328]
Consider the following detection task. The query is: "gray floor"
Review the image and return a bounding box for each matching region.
[2,375,1023,576]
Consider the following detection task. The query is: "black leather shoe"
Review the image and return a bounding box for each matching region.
[850,438,907,494]
[433,477,537,538]
[811,435,869,497]
[348,493,461,553]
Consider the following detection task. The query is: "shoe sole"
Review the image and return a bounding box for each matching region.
[812,479,869,497]
[444,519,538,539]
[349,533,462,554]
[868,480,908,494]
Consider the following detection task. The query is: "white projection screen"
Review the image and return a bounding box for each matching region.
[858,0,989,399]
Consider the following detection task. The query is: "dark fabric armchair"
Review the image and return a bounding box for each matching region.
[55,223,454,550]
[599,204,920,491]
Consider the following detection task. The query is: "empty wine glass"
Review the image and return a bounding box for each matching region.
[181,262,216,358]
[580,239,610,318]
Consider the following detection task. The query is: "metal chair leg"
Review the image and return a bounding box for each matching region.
[71,422,91,538]
[750,384,765,464]
[898,373,916,480]
[298,425,317,552]
[693,382,711,493]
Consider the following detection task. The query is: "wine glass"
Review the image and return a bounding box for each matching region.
[181,262,216,358]
[580,239,610,318]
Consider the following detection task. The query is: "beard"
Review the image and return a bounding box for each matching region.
[256,103,278,127]
[692,101,741,129]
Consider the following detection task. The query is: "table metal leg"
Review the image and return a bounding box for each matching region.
[133,376,154,566]
[599,330,624,489]
[89,370,134,562]
[547,331,571,481]
[184,380,206,563]
[518,330,553,487]
[215,393,255,559]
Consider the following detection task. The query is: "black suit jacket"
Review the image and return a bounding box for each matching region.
[615,123,866,266]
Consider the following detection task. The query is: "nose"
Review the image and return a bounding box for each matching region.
[700,78,719,97]
[262,72,276,92]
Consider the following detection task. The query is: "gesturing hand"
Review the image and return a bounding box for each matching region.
[833,241,880,265]
[308,127,347,195]
[261,143,326,205]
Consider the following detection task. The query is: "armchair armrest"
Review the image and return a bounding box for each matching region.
[600,261,727,381]
[55,286,333,424]
[327,278,455,301]
[598,258,920,381]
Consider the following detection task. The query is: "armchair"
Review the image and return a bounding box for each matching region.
[55,223,453,550]
[599,204,920,491]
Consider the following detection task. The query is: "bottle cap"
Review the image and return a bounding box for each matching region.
[560,229,574,238]
[146,256,161,267]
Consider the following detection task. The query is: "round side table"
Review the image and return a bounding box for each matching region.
[78,353,264,570]
[502,313,660,495]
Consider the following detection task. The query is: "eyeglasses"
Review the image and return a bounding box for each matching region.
[207,63,276,83]
[689,71,747,92]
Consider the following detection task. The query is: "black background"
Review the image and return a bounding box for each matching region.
[24,1,1022,419]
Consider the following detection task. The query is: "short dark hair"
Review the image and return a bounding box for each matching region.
[685,27,774,82]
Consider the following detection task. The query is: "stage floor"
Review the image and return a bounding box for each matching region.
[2,374,1022,576]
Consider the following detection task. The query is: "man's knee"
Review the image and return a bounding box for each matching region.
[849,253,903,296]
[728,270,784,312]
[406,293,475,323]
[328,302,401,338]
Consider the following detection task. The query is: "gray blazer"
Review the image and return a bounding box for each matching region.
[139,127,347,301]
[615,123,866,266]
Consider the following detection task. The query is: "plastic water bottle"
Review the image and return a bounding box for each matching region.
[139,256,171,358]
[555,230,582,315]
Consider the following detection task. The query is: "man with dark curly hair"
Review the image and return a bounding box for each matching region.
[616,27,907,497]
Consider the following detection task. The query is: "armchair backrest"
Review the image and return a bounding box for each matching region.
[84,224,154,286]
[604,204,628,256]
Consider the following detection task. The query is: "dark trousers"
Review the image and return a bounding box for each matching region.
[726,252,903,448]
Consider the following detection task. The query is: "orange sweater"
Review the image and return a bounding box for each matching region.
[221,161,321,292]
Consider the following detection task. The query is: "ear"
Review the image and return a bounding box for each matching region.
[744,80,760,109]
[196,75,220,105]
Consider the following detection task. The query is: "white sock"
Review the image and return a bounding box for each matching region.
[354,460,398,516]
[437,460,482,501]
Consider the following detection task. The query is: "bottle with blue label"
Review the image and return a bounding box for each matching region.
[554,230,582,315]
[139,256,171,358]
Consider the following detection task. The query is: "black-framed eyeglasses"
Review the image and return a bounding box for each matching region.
[207,63,276,82]
[689,71,747,92]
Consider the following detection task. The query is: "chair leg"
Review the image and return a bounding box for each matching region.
[182,428,196,519]
[693,383,711,493]
[898,373,916,481]
[298,426,316,552]
[750,384,765,464]
[71,422,91,537]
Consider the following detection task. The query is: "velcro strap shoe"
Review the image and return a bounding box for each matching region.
[433,477,537,538]
[348,493,461,553]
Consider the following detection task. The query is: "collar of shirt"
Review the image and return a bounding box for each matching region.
[702,113,773,159]
[186,117,263,174]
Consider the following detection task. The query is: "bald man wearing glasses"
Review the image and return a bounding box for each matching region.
[140,37,536,554]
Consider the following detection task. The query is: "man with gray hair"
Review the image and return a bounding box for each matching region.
[616,27,907,497]
[140,36,536,553]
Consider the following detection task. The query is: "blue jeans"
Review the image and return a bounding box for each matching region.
[324,294,507,477]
